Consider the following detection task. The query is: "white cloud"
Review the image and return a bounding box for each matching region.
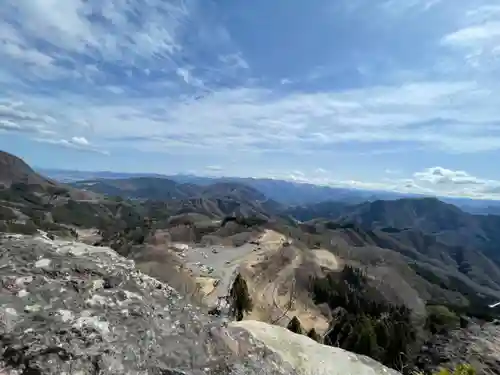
[0,101,54,124]
[2,0,183,60]
[441,3,500,68]
[0,119,23,132]
[262,166,500,200]
[34,137,108,155]
[206,165,222,171]
[314,168,328,174]
[414,167,480,185]
[0,100,55,134]
[1,0,500,198]
[71,136,90,146]
[411,166,500,198]
[443,22,500,46]
[175,67,205,88]
[381,0,443,14]
[105,86,125,95]
[2,41,54,67]
[2,77,500,156]
[219,53,250,70]
[0,0,248,89]
[384,169,400,175]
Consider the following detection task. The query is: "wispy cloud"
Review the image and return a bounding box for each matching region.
[441,2,500,68]
[0,0,249,91]
[206,165,223,171]
[0,100,55,135]
[1,0,500,197]
[34,136,109,155]
[385,169,400,175]
[443,22,500,46]
[0,100,107,153]
[13,79,499,155]
[0,0,249,156]
[411,166,500,198]
[1,0,185,62]
[266,166,500,200]
[381,0,444,13]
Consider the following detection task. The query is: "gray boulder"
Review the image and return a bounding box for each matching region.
[231,320,402,375]
[0,234,400,375]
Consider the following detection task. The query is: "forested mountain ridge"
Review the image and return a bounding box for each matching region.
[2,150,500,373]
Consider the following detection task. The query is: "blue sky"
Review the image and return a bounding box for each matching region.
[1,0,500,199]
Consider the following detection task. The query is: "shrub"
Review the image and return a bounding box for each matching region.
[0,220,8,232]
[7,220,38,235]
[426,305,460,334]
[221,216,268,228]
[0,206,16,221]
[417,364,476,375]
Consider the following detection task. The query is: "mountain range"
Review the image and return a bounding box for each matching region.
[38,164,500,308]
[4,152,500,307]
[3,150,500,373]
[39,167,500,215]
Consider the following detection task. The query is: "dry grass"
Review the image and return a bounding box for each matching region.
[239,232,339,333]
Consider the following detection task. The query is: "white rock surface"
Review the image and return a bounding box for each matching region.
[232,320,401,375]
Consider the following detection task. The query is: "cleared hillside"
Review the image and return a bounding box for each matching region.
[0,150,52,187]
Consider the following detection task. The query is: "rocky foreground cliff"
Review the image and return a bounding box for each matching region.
[0,234,400,375]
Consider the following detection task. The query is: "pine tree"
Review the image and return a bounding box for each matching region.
[307,328,321,342]
[229,273,253,321]
[350,315,379,359]
[287,316,304,334]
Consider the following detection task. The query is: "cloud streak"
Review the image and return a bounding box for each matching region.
[268,166,500,200]
[8,80,500,155]
[1,0,500,197]
[34,136,109,155]
[0,100,55,135]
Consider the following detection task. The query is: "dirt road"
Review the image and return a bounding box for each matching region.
[170,230,338,332]
[176,230,285,307]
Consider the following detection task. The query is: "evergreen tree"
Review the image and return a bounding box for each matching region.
[311,266,416,370]
[287,316,303,334]
[349,315,379,359]
[229,273,253,321]
[307,328,321,342]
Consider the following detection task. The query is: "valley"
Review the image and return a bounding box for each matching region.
[2,150,500,374]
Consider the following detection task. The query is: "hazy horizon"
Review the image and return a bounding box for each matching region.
[2,1,500,199]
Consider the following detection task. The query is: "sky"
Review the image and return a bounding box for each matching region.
[1,0,500,199]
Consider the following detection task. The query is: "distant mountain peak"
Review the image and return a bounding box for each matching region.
[0,150,51,187]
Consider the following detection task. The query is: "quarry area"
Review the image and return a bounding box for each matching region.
[165,229,341,334]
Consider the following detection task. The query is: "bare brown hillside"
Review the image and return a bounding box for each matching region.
[0,151,53,187]
[136,227,337,333]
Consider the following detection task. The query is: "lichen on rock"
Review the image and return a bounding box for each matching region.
[0,234,401,375]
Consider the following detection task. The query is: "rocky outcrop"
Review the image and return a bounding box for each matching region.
[0,234,400,375]
[232,320,401,375]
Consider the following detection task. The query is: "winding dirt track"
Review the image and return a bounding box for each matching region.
[175,229,339,332]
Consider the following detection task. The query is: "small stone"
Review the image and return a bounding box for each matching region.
[103,276,122,289]
[24,304,42,313]
[34,258,51,268]
[5,307,17,316]
[17,289,29,297]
